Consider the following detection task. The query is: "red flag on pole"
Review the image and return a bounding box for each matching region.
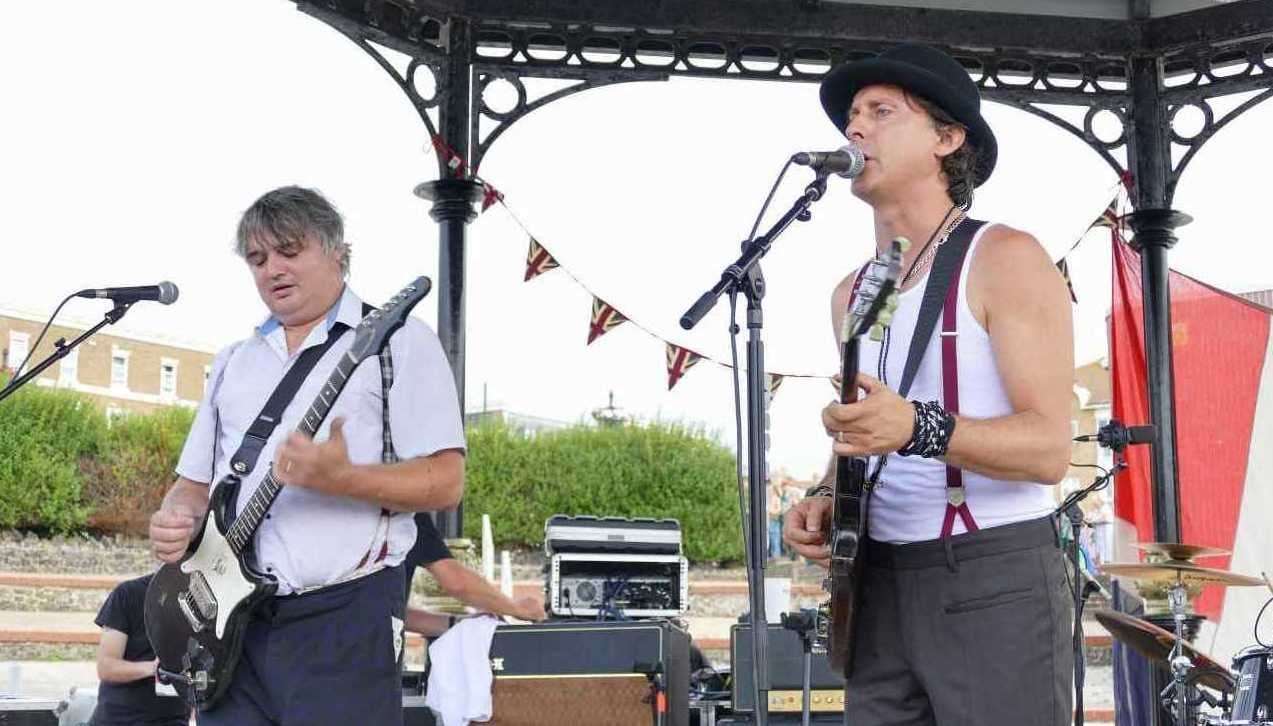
[587,297,629,345]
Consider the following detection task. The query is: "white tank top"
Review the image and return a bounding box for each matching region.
[857,221,1055,544]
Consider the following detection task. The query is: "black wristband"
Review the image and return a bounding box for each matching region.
[897,401,955,458]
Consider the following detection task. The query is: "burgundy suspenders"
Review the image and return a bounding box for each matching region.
[938,241,978,538]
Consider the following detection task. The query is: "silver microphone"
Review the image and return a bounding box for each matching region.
[791,143,866,178]
[76,281,179,305]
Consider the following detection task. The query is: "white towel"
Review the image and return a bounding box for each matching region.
[425,614,500,726]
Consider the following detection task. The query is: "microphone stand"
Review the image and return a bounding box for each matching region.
[0,302,134,405]
[680,172,831,726]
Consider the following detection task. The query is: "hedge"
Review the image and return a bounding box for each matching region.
[0,386,745,561]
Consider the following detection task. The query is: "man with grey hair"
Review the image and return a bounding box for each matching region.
[148,185,466,725]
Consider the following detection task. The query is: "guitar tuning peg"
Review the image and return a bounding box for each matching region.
[895,236,912,252]
[877,310,893,326]
[868,324,885,341]
[888,291,900,307]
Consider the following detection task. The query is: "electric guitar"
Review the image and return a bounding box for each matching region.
[820,239,906,675]
[143,276,430,710]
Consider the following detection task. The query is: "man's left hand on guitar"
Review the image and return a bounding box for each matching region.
[272,416,354,494]
[823,372,916,457]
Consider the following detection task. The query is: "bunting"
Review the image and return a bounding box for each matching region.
[481,181,504,213]
[524,237,560,281]
[767,373,785,396]
[666,344,703,390]
[587,297,629,345]
[481,168,1122,398]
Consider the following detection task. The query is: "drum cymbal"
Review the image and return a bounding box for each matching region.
[1102,561,1265,587]
[1093,609,1233,692]
[1132,542,1230,560]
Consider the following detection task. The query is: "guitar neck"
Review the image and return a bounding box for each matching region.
[225,351,360,555]
[839,338,861,407]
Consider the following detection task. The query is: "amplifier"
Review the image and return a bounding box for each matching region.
[489,619,690,726]
[545,515,682,555]
[549,552,688,618]
[730,623,845,713]
[0,700,57,726]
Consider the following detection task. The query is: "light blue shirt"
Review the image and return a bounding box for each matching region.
[175,286,465,594]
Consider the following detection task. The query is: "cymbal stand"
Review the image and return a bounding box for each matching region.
[1159,580,1192,726]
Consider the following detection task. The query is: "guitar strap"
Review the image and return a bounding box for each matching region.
[850,220,985,537]
[895,219,983,538]
[223,304,397,543]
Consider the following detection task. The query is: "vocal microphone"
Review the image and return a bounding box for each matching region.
[1074,419,1155,452]
[791,143,866,178]
[76,282,179,306]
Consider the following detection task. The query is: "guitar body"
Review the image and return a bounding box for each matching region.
[144,478,277,710]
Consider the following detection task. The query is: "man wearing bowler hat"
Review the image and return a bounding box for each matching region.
[784,44,1075,724]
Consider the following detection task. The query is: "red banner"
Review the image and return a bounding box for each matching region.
[1110,238,1270,619]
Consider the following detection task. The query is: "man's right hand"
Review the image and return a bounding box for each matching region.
[783,496,833,566]
[149,505,197,563]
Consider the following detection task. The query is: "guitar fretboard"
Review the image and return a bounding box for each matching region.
[225,350,360,555]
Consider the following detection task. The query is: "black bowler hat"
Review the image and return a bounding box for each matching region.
[819,44,998,186]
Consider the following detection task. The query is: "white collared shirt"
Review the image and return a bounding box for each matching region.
[175,286,465,594]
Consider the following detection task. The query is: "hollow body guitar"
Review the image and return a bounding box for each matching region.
[821,239,906,675]
[142,277,430,710]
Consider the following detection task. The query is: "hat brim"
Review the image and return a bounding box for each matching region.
[819,58,997,186]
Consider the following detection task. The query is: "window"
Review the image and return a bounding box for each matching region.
[110,347,130,389]
[160,358,178,399]
[59,346,78,385]
[7,331,29,370]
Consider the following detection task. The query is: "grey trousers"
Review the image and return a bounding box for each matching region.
[843,516,1074,726]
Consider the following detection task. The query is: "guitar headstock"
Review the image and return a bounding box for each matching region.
[841,237,908,344]
[349,276,432,362]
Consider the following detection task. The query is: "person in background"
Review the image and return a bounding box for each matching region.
[90,573,189,726]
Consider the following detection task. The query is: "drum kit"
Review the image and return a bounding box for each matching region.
[1095,542,1273,726]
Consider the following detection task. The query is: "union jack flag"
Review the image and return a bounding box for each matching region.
[766,373,785,397]
[666,344,703,391]
[1090,197,1124,243]
[524,237,559,282]
[587,297,628,345]
[480,182,504,213]
[1056,258,1078,304]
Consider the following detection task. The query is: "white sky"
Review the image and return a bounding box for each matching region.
[3,1,1271,480]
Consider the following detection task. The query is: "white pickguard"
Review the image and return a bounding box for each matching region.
[179,522,256,639]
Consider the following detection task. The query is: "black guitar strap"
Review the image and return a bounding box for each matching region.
[227,320,355,478]
[895,218,986,399]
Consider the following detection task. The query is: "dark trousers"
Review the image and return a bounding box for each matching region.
[844,516,1074,726]
[198,565,406,726]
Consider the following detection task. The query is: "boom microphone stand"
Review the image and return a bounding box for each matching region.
[680,172,831,726]
[0,302,134,406]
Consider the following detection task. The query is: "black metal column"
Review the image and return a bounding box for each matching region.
[419,16,479,539]
[1125,55,1186,547]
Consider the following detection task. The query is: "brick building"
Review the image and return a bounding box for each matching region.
[1,305,217,417]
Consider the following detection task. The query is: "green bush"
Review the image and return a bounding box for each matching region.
[81,406,195,535]
[463,421,743,563]
[0,386,101,532]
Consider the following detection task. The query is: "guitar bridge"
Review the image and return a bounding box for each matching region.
[177,592,206,633]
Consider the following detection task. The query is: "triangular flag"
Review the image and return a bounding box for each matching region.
[767,373,785,397]
[1056,258,1078,304]
[429,135,467,178]
[1090,197,1123,242]
[524,237,559,282]
[588,297,629,345]
[666,344,703,390]
[480,182,503,212]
